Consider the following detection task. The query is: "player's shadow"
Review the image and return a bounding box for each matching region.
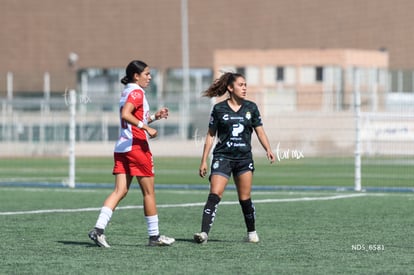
[57,239,230,247]
[57,240,96,247]
[175,238,229,244]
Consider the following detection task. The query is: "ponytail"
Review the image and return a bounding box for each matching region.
[202,72,244,98]
[120,76,129,85]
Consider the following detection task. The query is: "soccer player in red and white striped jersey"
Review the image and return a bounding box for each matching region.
[89,60,174,247]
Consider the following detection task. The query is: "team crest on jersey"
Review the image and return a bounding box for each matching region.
[130,91,142,100]
[245,111,251,120]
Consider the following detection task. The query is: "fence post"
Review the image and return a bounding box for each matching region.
[43,72,50,113]
[180,0,190,140]
[68,90,76,188]
[7,72,13,100]
[354,69,362,191]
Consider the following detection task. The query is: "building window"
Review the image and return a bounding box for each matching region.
[316,66,324,82]
[285,66,296,84]
[263,66,275,85]
[246,66,260,85]
[236,67,245,76]
[300,66,315,84]
[276,66,284,82]
[165,68,213,110]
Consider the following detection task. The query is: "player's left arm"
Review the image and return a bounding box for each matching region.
[254,126,275,163]
[122,102,157,138]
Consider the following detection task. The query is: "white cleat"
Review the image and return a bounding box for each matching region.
[246,231,260,243]
[193,232,208,244]
[88,228,110,248]
[148,235,175,246]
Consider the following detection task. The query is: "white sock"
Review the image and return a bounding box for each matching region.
[145,215,159,237]
[95,206,113,230]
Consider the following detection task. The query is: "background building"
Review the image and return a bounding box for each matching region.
[214,49,389,113]
[1,0,414,95]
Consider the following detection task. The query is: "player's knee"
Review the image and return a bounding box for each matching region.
[118,189,129,199]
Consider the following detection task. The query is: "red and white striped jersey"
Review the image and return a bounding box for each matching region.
[114,83,150,153]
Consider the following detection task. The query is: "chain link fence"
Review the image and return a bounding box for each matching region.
[0,70,413,189]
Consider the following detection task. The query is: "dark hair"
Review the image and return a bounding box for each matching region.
[120,60,148,85]
[202,72,244,98]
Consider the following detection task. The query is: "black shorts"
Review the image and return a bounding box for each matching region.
[210,157,254,179]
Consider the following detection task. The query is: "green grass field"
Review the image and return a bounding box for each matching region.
[0,156,413,188]
[0,188,413,274]
[0,156,413,274]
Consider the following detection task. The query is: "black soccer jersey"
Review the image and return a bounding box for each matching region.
[209,99,263,160]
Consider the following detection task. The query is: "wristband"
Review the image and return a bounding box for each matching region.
[137,121,144,129]
[150,114,156,121]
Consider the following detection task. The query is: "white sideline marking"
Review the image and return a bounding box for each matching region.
[0,194,366,215]
[0,193,366,216]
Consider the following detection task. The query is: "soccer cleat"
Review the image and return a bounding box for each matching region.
[148,235,175,246]
[193,232,208,244]
[246,231,260,243]
[88,228,110,248]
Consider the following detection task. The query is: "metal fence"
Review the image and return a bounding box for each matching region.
[0,70,413,190]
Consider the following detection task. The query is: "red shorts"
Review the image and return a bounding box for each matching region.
[113,150,154,177]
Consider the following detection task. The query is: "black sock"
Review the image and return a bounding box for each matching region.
[201,193,221,234]
[239,198,256,232]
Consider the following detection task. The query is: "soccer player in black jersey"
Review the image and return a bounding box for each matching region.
[194,72,275,244]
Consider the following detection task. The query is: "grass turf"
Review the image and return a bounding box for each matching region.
[0,156,413,188]
[0,188,413,274]
[0,156,412,274]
